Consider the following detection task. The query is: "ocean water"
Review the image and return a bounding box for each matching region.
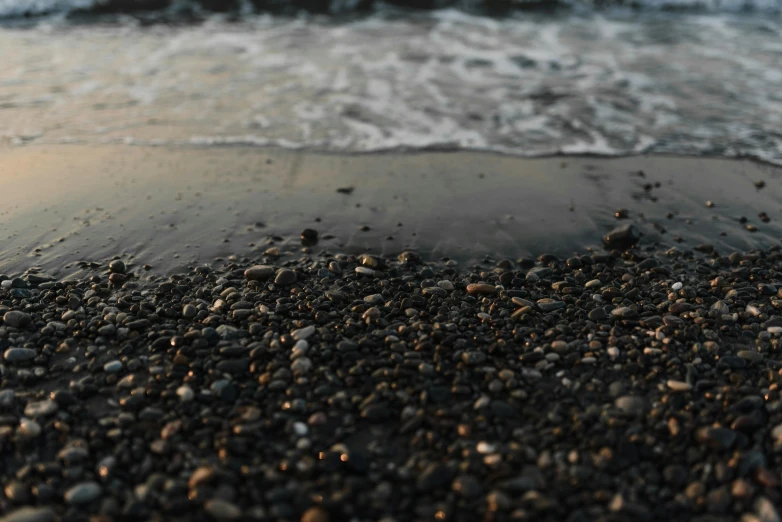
[1,0,781,163]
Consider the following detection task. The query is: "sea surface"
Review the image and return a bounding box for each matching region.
[1,0,782,164]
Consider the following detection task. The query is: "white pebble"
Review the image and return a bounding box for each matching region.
[607,347,619,359]
[592,294,603,302]
[746,305,761,317]
[671,282,683,291]
[581,357,596,364]
[768,327,782,334]
[477,313,491,321]
[176,385,195,402]
[292,422,308,436]
[355,267,374,276]
[476,441,496,454]
[0,280,12,289]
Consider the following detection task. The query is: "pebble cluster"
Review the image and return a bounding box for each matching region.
[2,243,782,522]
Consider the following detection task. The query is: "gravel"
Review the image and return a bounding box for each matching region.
[0,247,782,521]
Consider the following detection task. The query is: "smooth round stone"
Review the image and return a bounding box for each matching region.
[108,260,126,274]
[666,380,692,392]
[204,499,242,521]
[511,297,535,308]
[176,385,195,402]
[537,299,565,312]
[585,279,602,289]
[103,360,123,374]
[466,283,496,296]
[24,400,58,417]
[18,418,41,438]
[182,304,197,319]
[588,308,607,321]
[274,269,297,286]
[462,351,487,365]
[244,265,275,281]
[292,422,308,436]
[0,390,15,406]
[0,507,56,522]
[768,326,782,334]
[4,348,37,363]
[292,325,316,341]
[671,282,683,290]
[615,396,646,416]
[355,267,375,276]
[363,293,384,304]
[301,507,330,522]
[437,280,454,291]
[3,311,32,329]
[738,350,763,363]
[98,324,116,336]
[64,482,101,505]
[712,301,729,315]
[291,357,313,374]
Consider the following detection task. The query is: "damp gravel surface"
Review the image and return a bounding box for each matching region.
[2,244,782,521]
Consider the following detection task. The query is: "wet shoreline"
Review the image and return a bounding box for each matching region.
[1,144,781,278]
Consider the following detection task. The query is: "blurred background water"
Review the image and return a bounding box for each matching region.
[1,0,781,164]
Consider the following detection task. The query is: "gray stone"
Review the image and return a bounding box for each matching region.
[244,265,275,281]
[64,482,101,505]
[292,325,315,341]
[615,396,646,416]
[4,348,37,363]
[104,360,123,373]
[182,304,197,319]
[604,224,641,249]
[537,299,565,312]
[205,499,242,521]
[3,311,31,329]
[274,269,297,286]
[108,260,126,274]
[0,507,56,522]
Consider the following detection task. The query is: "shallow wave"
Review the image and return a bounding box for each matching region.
[1,0,781,18]
[2,11,782,164]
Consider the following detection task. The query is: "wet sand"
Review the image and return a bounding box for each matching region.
[0,144,780,277]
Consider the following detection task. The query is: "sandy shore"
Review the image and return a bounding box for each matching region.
[0,145,780,278]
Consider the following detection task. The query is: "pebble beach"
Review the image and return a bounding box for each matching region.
[3,233,782,521]
[3,0,782,520]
